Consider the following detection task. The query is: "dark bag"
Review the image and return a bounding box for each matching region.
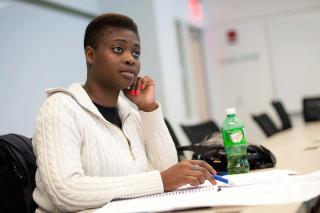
[0,134,37,213]
[178,133,276,172]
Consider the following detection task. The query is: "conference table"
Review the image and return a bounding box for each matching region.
[81,122,320,213]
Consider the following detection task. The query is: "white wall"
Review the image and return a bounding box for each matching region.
[205,0,320,26]
[267,10,320,112]
[44,0,100,14]
[203,0,320,142]
[0,1,89,136]
[205,21,276,142]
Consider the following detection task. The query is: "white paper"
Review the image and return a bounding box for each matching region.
[94,170,320,213]
[217,169,298,187]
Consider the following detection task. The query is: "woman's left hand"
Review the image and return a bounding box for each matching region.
[123,76,158,112]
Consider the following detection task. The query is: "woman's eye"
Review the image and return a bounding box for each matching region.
[132,51,141,59]
[113,47,123,53]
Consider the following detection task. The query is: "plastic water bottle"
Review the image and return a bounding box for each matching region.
[221,108,250,174]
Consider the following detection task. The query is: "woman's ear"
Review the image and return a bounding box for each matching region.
[85,46,95,64]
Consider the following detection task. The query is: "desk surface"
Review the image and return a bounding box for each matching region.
[260,122,320,174]
[81,122,320,213]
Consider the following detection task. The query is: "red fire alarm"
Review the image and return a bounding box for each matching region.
[227,30,237,44]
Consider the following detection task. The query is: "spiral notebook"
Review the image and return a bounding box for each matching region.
[94,182,219,213]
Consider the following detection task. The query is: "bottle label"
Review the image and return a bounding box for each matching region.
[223,128,246,147]
[230,130,243,143]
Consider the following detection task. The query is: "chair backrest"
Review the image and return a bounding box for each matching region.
[252,113,279,137]
[0,134,37,213]
[180,120,220,145]
[164,118,185,160]
[271,100,292,130]
[303,97,320,122]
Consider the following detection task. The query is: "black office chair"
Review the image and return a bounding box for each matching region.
[180,120,220,145]
[303,97,320,122]
[271,100,292,130]
[164,118,185,161]
[252,113,279,137]
[0,134,37,213]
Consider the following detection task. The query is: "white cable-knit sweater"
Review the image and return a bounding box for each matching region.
[32,83,178,212]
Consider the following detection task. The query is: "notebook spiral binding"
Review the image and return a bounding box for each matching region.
[112,185,217,202]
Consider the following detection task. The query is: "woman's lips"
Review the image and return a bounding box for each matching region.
[120,71,135,79]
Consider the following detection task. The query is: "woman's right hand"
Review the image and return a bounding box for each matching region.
[160,160,217,192]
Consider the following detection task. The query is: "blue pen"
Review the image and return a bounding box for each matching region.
[213,174,234,185]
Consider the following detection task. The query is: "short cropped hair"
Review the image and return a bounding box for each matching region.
[84,13,139,49]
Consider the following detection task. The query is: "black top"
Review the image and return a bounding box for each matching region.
[93,102,122,129]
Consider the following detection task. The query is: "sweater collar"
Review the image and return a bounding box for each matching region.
[46,83,132,123]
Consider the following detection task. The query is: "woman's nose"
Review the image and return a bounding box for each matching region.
[124,52,135,65]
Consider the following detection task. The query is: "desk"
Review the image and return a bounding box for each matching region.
[81,122,320,213]
[259,122,320,174]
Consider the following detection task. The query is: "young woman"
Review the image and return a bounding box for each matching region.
[32,13,217,212]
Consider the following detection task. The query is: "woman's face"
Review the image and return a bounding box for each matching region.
[87,28,141,91]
